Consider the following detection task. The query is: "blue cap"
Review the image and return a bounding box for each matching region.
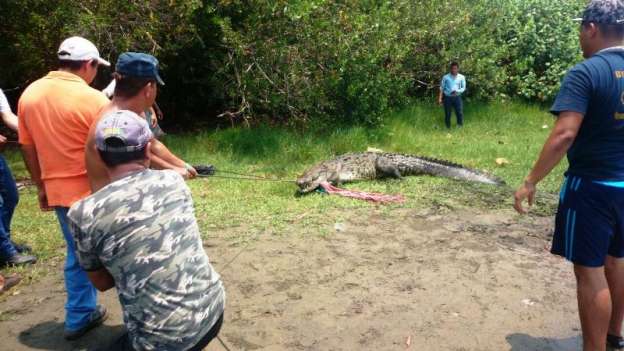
[115,52,165,85]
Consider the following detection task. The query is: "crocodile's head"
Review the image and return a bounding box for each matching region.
[296,172,327,194]
[296,163,333,194]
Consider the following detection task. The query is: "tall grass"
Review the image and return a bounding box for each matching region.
[166,100,563,192]
[2,101,562,276]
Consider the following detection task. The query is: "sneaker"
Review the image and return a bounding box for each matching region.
[64,305,108,340]
[11,240,32,254]
[1,253,36,267]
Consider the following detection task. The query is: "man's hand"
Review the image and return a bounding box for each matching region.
[0,134,6,151]
[174,167,191,179]
[438,98,443,105]
[185,163,197,179]
[37,187,52,211]
[514,180,536,214]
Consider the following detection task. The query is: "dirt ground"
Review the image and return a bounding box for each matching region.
[0,206,583,351]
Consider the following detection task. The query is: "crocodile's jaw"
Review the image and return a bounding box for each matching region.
[296,175,325,193]
[297,180,323,194]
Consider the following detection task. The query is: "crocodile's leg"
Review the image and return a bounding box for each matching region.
[327,171,342,186]
[375,156,402,179]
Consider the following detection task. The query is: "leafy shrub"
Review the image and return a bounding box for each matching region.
[0,0,586,129]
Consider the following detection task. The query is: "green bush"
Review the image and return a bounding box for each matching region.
[0,0,586,129]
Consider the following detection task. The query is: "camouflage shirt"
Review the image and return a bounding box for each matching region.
[68,169,225,350]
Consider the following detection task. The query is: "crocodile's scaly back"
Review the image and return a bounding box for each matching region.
[296,152,503,193]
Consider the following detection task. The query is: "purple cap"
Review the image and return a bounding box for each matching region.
[95,110,153,152]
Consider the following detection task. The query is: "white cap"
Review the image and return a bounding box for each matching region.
[57,36,110,66]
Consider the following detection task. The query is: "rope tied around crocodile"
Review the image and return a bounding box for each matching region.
[319,182,405,204]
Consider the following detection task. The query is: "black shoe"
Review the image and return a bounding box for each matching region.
[608,334,624,349]
[11,240,32,253]
[64,305,108,340]
[1,253,36,267]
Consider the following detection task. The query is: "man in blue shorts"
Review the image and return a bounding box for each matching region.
[514,1,624,350]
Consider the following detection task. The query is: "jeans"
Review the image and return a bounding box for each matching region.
[443,95,464,128]
[0,155,18,259]
[55,207,98,331]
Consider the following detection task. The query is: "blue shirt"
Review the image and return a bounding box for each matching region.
[551,48,624,180]
[440,73,466,96]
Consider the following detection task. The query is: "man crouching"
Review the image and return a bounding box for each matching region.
[67,110,225,350]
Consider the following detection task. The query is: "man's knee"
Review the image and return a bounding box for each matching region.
[574,264,606,285]
[605,255,624,273]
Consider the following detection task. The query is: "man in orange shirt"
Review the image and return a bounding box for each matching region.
[18,36,110,340]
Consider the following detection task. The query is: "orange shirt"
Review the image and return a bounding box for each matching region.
[18,71,109,207]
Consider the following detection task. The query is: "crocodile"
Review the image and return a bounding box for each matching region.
[296,152,504,193]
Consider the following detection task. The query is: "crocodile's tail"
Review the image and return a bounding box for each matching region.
[385,153,505,186]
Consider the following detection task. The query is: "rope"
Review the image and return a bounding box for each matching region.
[194,165,296,183]
[217,336,233,351]
[219,231,263,272]
[211,229,263,351]
[197,173,295,182]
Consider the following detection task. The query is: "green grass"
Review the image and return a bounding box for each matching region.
[1,100,563,280]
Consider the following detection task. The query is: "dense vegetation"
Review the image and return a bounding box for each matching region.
[0,0,584,128]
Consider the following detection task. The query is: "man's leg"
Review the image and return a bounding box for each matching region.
[455,96,464,126]
[0,155,18,235]
[606,256,624,342]
[574,264,611,351]
[54,207,98,332]
[0,157,17,261]
[0,155,31,254]
[443,96,452,129]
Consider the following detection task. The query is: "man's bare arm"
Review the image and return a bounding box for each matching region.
[86,268,115,292]
[149,139,196,178]
[514,111,583,213]
[1,110,18,131]
[524,112,583,184]
[21,144,51,211]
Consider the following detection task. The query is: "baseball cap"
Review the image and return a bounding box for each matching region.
[57,36,110,66]
[95,110,153,153]
[115,52,165,85]
[573,0,624,24]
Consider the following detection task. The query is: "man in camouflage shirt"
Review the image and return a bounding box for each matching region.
[67,110,225,350]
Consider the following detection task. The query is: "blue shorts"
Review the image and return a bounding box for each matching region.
[552,176,624,267]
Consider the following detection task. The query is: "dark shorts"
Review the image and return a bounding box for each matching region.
[552,175,624,267]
